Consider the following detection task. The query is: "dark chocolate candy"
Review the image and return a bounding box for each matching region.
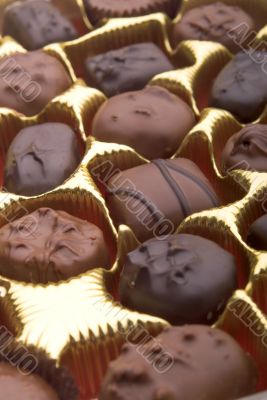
[172,2,255,53]
[0,208,110,283]
[4,123,81,196]
[106,158,220,241]
[92,86,196,160]
[0,51,71,116]
[0,362,59,400]
[85,43,174,97]
[248,214,267,250]
[100,325,258,400]
[3,0,78,50]
[221,124,267,173]
[84,0,181,24]
[210,51,267,122]
[120,234,237,325]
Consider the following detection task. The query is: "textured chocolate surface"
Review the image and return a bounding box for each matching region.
[85,43,174,97]
[92,86,195,159]
[4,123,81,196]
[84,0,180,24]
[221,124,267,173]
[248,214,267,250]
[0,362,59,400]
[3,0,78,50]
[106,158,220,242]
[0,208,110,283]
[120,234,237,325]
[100,325,258,400]
[172,2,255,53]
[0,51,71,116]
[210,52,267,122]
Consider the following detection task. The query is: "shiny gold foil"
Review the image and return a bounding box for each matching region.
[0,3,266,400]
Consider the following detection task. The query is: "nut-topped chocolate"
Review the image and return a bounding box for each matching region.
[120,234,237,325]
[85,43,174,97]
[0,208,110,283]
[106,158,220,241]
[210,51,267,122]
[0,51,71,116]
[92,86,196,160]
[172,2,255,53]
[100,325,258,400]
[221,124,267,173]
[3,0,78,50]
[0,362,60,400]
[84,0,181,24]
[4,123,81,196]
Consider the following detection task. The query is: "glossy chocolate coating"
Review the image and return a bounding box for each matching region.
[106,158,220,242]
[85,43,174,97]
[120,234,237,325]
[3,0,78,51]
[92,86,196,160]
[4,123,81,196]
[0,362,59,400]
[0,51,71,116]
[0,208,110,283]
[100,325,258,400]
[210,51,267,122]
[84,0,180,24]
[172,2,255,53]
[248,214,267,250]
[221,124,267,173]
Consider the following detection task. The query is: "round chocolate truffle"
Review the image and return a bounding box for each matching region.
[221,124,267,173]
[92,86,195,160]
[120,234,237,325]
[172,2,255,53]
[248,214,267,250]
[0,362,59,400]
[106,158,220,241]
[4,123,81,196]
[0,207,110,283]
[83,0,180,24]
[210,51,267,122]
[0,51,71,116]
[100,325,258,400]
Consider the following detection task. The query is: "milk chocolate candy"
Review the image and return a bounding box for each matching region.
[106,158,220,241]
[0,208,110,283]
[92,86,196,160]
[100,325,258,400]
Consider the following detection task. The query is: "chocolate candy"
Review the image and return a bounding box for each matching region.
[92,86,196,160]
[84,0,180,24]
[0,51,71,116]
[85,43,174,97]
[210,51,267,122]
[4,123,81,196]
[3,0,78,51]
[100,325,258,400]
[0,362,59,400]
[106,158,219,241]
[120,234,237,325]
[0,208,110,283]
[248,214,267,250]
[172,2,255,53]
[221,124,267,173]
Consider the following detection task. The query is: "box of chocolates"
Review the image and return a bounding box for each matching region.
[0,0,266,399]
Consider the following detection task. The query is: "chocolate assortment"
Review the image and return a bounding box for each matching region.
[0,1,267,400]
